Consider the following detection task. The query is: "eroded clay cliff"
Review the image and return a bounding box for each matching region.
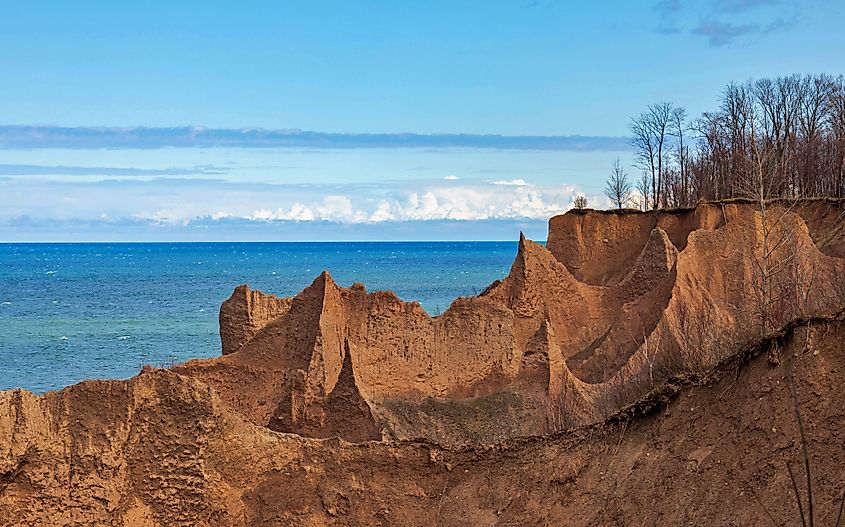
[177,200,845,445]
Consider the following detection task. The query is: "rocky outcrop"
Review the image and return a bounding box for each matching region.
[546,202,726,285]
[219,284,291,355]
[267,338,380,442]
[184,201,845,445]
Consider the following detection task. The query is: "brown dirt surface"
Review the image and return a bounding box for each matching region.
[2,199,845,526]
[176,200,845,444]
[2,312,844,526]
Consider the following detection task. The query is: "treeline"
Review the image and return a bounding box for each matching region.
[607,74,845,209]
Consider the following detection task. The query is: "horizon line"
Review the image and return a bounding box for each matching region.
[0,239,546,244]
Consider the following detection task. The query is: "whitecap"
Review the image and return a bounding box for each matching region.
[1,301,10,305]
[60,336,68,341]
[117,335,130,340]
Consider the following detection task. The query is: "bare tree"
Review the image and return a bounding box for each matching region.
[573,195,588,209]
[745,111,779,338]
[830,76,845,197]
[634,326,660,389]
[604,158,632,209]
[678,74,845,203]
[739,111,807,363]
[691,111,728,200]
[652,102,675,207]
[626,74,845,206]
[631,112,658,209]
[631,102,674,209]
[797,74,835,197]
[635,171,651,211]
[671,106,690,206]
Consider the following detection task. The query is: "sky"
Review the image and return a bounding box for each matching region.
[1,0,843,241]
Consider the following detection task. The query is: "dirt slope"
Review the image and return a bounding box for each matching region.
[176,201,845,445]
[1,313,843,526]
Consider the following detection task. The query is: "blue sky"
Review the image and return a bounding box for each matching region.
[1,0,843,241]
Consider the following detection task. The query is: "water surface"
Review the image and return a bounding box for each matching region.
[0,242,518,392]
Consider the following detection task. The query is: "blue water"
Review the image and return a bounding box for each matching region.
[0,242,518,393]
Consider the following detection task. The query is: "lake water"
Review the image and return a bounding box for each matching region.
[0,242,518,392]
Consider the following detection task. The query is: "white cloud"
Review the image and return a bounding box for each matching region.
[241,182,581,224]
[491,178,528,186]
[4,176,595,227]
[135,209,194,225]
[443,175,459,180]
[249,196,369,223]
[364,182,579,223]
[250,202,314,222]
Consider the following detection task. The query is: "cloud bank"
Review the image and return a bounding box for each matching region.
[0,125,631,152]
[0,176,606,241]
[135,180,584,224]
